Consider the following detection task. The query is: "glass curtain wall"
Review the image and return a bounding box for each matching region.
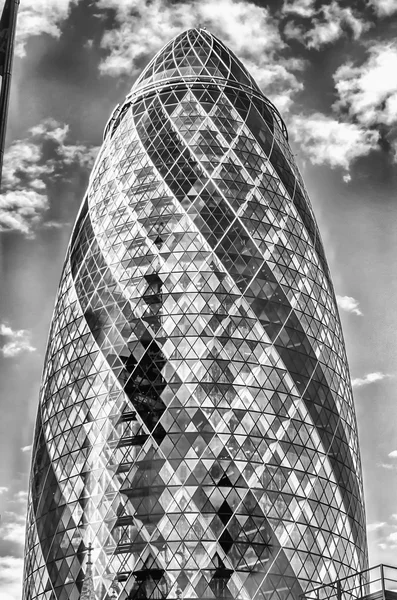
[22,28,368,600]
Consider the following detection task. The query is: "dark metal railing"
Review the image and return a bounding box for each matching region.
[301,565,397,600]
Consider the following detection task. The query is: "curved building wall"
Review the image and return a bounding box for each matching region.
[22,28,368,600]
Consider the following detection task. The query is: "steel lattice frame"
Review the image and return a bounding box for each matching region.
[22,28,368,600]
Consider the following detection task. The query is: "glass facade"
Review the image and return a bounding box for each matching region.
[22,28,368,600]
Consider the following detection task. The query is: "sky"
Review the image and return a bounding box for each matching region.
[0,0,397,597]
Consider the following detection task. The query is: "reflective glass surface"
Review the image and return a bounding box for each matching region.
[22,28,368,600]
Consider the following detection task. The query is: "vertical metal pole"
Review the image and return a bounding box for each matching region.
[0,0,19,191]
[381,565,385,600]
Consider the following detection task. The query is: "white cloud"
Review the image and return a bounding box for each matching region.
[305,3,370,49]
[369,0,397,16]
[15,0,78,57]
[289,114,379,170]
[282,1,370,49]
[0,556,24,600]
[388,450,397,458]
[351,372,391,388]
[282,0,316,17]
[283,21,305,41]
[0,190,49,237]
[2,523,26,546]
[28,120,99,168]
[0,514,26,546]
[376,527,397,549]
[13,491,29,504]
[29,120,69,143]
[334,42,397,128]
[246,61,304,113]
[0,324,36,358]
[0,486,9,494]
[291,40,397,170]
[379,462,395,470]
[21,445,32,453]
[336,295,363,316]
[2,119,97,236]
[378,542,387,549]
[42,220,69,229]
[367,522,386,532]
[97,0,304,111]
[2,140,46,189]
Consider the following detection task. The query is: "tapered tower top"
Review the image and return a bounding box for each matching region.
[105,27,287,141]
[132,27,262,95]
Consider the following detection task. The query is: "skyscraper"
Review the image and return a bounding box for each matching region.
[22,28,368,600]
[0,0,20,188]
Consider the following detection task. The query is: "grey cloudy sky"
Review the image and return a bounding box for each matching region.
[1,0,397,597]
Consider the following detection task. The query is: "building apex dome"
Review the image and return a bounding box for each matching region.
[131,27,262,96]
